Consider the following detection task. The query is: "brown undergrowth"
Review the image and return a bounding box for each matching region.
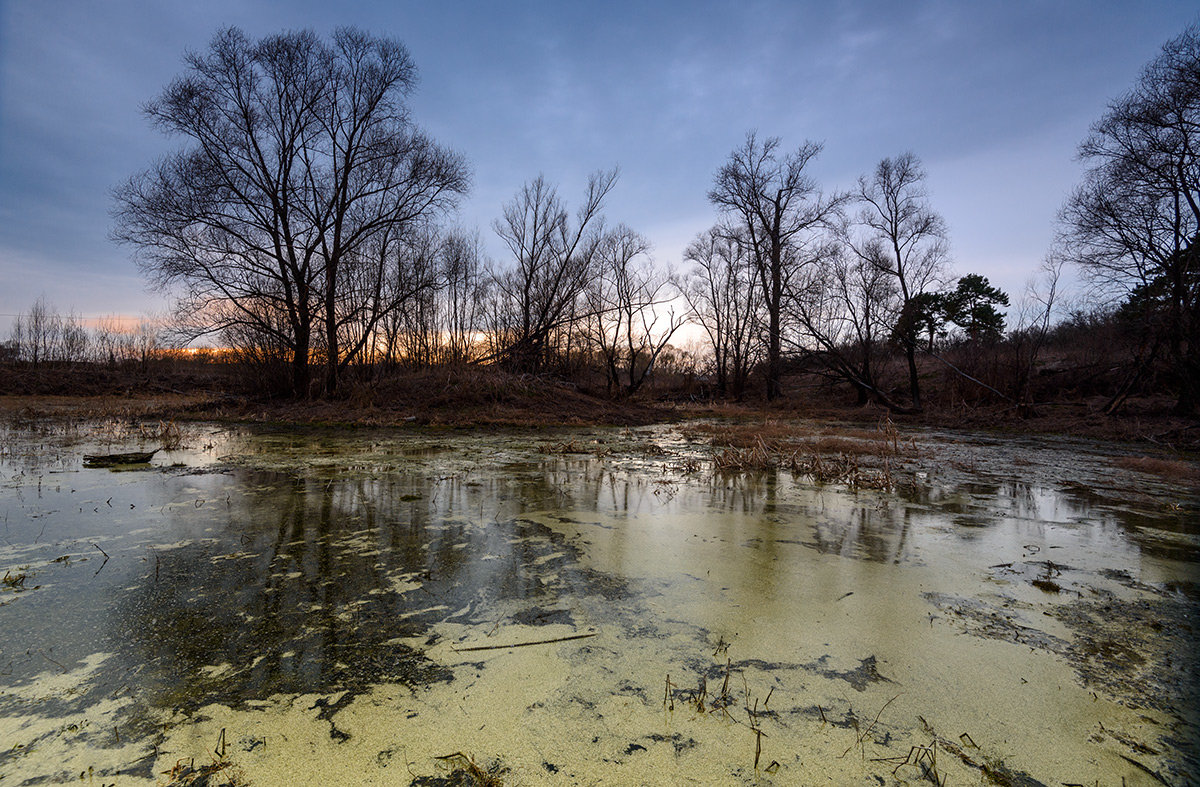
[0,367,675,429]
[686,418,913,489]
[1112,455,1200,483]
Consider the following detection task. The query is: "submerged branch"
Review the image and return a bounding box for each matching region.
[450,630,598,652]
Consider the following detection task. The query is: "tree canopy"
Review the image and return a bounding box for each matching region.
[1061,24,1200,412]
[113,27,469,396]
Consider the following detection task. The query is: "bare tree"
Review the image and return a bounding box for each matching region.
[853,153,949,410]
[799,241,899,406]
[1060,25,1200,413]
[9,297,89,366]
[491,170,617,372]
[437,229,488,364]
[1008,255,1066,409]
[11,297,51,367]
[680,225,761,399]
[584,225,685,395]
[709,133,847,400]
[113,27,469,397]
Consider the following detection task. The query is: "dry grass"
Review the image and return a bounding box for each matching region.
[691,417,911,458]
[712,438,895,490]
[1113,455,1200,483]
[694,417,916,489]
[143,420,184,450]
[691,421,801,449]
[0,394,215,422]
[434,752,507,786]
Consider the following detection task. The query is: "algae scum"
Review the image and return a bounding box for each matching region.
[0,422,1196,785]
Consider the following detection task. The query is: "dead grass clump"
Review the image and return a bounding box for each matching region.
[1113,455,1200,483]
[540,438,609,456]
[433,752,507,786]
[803,436,880,456]
[690,416,914,462]
[712,438,893,490]
[143,420,184,450]
[161,757,247,786]
[694,421,800,449]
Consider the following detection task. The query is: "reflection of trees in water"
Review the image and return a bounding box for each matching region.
[806,498,910,563]
[115,468,630,717]
[538,458,917,565]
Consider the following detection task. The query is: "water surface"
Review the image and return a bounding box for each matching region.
[0,420,1196,785]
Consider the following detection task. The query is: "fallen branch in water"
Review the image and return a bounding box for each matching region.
[451,631,598,652]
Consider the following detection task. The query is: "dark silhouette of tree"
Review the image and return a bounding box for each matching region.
[943,274,1009,341]
[583,225,684,395]
[113,27,469,397]
[491,170,616,372]
[709,133,847,400]
[1060,24,1200,413]
[680,225,761,399]
[855,153,949,410]
[785,243,916,412]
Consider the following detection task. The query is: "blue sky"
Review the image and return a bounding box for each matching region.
[1,1,1196,332]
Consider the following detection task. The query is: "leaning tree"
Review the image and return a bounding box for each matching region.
[113,27,469,396]
[1060,25,1200,413]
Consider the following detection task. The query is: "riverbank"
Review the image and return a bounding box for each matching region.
[1,364,1197,451]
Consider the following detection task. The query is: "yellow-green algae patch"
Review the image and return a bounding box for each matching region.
[0,420,1195,785]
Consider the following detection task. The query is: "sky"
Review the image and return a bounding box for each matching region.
[1,0,1197,336]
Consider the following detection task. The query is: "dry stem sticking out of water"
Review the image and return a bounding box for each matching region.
[433,752,507,786]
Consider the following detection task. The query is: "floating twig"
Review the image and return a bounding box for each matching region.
[451,631,597,652]
[1119,754,1171,785]
[842,693,902,758]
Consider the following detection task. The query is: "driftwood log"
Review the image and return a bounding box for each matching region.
[83,449,158,468]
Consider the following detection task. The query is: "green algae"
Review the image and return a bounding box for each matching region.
[0,419,1196,785]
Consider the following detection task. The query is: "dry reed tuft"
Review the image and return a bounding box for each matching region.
[145,419,184,450]
[433,752,507,786]
[1113,455,1200,483]
[711,437,894,490]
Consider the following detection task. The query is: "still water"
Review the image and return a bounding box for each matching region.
[0,421,1196,785]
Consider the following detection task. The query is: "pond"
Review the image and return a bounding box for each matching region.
[0,419,1196,785]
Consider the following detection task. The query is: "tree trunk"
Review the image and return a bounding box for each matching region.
[905,342,922,411]
[324,268,339,397]
[292,330,311,399]
[766,250,783,401]
[855,349,872,406]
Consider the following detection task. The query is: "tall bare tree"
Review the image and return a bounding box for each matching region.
[680,225,761,399]
[584,225,684,395]
[795,241,899,406]
[1060,25,1200,413]
[853,153,949,410]
[709,133,846,400]
[491,170,617,372]
[113,27,468,396]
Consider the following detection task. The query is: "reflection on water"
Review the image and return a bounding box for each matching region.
[0,422,1196,785]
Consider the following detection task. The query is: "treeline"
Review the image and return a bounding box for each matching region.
[21,24,1196,414]
[3,296,163,369]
